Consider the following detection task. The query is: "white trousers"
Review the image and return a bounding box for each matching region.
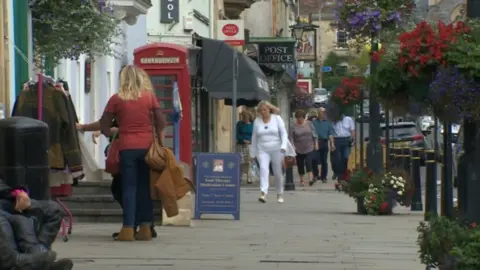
[257,150,284,195]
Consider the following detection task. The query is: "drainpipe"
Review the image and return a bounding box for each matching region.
[13,0,29,99]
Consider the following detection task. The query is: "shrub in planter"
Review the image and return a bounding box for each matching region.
[363,185,396,215]
[381,171,413,207]
[449,224,480,270]
[417,216,468,268]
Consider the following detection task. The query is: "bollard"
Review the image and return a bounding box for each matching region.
[0,117,50,200]
[390,146,397,169]
[402,147,411,176]
[424,150,438,220]
[410,148,423,211]
[394,147,402,169]
[284,166,295,191]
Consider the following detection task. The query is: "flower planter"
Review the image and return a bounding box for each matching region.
[356,196,367,215]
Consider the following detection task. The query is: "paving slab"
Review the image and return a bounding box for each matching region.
[54,188,425,270]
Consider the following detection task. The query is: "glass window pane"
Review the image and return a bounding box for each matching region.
[159,99,173,109]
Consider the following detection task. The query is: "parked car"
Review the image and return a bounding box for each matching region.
[365,121,426,148]
[313,88,329,105]
[419,115,435,132]
[355,100,386,122]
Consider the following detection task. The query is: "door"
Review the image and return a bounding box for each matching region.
[149,71,180,153]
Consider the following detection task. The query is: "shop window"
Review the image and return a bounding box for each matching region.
[336,30,348,49]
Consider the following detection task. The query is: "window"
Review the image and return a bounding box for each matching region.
[336,30,348,48]
[336,64,348,76]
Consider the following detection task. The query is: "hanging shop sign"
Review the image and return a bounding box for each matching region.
[257,42,295,64]
[297,79,311,93]
[217,20,245,46]
[160,0,179,23]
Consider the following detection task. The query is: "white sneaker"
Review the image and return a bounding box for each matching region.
[277,195,284,204]
[258,194,267,203]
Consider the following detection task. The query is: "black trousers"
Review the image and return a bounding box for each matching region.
[295,152,314,175]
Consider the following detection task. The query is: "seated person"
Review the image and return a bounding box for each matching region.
[0,216,72,270]
[0,178,63,253]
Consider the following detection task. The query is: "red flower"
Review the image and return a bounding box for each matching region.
[379,202,390,213]
[472,222,477,228]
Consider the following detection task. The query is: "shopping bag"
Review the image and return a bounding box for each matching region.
[78,132,103,181]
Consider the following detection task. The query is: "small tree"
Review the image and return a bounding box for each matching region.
[30,0,123,66]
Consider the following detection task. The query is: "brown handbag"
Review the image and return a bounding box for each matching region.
[145,94,166,171]
[105,131,120,174]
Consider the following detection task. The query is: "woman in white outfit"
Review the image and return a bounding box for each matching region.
[250,101,288,203]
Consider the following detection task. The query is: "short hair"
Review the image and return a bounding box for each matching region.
[240,110,254,122]
[295,109,306,118]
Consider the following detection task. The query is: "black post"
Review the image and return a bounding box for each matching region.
[284,166,295,191]
[390,146,397,169]
[366,35,384,174]
[402,147,411,176]
[424,149,438,220]
[462,0,480,224]
[360,95,364,168]
[410,148,423,211]
[441,122,454,218]
[384,106,390,170]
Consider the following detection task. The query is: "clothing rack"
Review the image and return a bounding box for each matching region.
[34,73,74,242]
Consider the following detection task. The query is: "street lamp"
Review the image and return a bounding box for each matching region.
[285,18,319,191]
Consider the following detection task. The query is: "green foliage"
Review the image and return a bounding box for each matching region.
[31,0,123,66]
[341,168,380,198]
[322,76,342,92]
[323,51,351,69]
[445,19,480,79]
[451,228,480,270]
[370,51,407,100]
[417,216,468,267]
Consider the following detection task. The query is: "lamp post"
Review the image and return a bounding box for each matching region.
[286,18,319,191]
[366,35,383,174]
[461,0,480,223]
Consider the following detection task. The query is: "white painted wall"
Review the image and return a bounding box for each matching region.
[146,0,212,44]
[54,15,148,169]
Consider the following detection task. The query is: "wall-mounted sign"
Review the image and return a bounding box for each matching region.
[297,79,312,93]
[217,20,245,46]
[160,0,179,23]
[140,57,180,64]
[257,42,295,64]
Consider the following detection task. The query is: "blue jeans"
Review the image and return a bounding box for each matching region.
[332,137,352,180]
[317,140,329,179]
[119,149,153,227]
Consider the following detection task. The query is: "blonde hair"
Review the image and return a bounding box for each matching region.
[256,100,274,113]
[118,65,146,100]
[240,110,254,122]
[137,68,154,92]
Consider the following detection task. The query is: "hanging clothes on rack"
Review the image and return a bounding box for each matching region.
[12,75,83,192]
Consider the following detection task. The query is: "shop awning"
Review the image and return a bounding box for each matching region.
[199,37,270,106]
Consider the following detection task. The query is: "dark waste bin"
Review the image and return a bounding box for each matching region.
[0,117,49,200]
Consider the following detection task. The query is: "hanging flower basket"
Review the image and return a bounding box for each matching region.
[429,66,480,121]
[335,0,414,39]
[292,90,314,110]
[328,77,363,121]
[370,51,411,110]
[398,21,470,82]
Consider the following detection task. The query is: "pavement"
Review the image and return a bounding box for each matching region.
[54,184,425,270]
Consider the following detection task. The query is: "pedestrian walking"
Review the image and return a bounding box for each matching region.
[100,65,166,241]
[290,109,318,186]
[311,107,335,183]
[236,110,255,184]
[307,111,320,180]
[331,114,355,183]
[250,101,289,203]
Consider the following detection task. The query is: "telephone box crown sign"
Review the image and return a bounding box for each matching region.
[156,50,164,56]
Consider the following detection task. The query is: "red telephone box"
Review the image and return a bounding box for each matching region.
[134,43,192,167]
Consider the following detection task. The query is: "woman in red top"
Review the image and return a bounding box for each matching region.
[100,65,165,241]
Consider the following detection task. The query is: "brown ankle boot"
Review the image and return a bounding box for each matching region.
[135,225,152,241]
[114,227,134,241]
